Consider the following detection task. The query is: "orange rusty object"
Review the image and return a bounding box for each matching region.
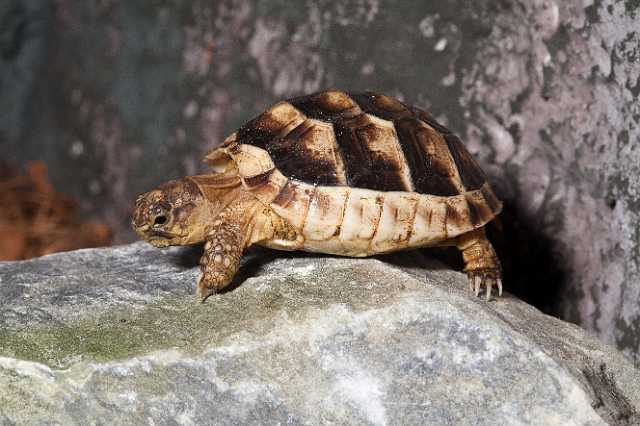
[0,161,111,261]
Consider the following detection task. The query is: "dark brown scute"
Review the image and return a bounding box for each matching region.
[348,92,413,121]
[244,168,275,188]
[333,115,409,191]
[259,119,343,186]
[444,134,486,191]
[394,118,460,196]
[410,106,452,134]
[234,111,284,150]
[347,93,462,195]
[289,91,360,122]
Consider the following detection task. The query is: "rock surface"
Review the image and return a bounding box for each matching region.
[1,243,639,425]
[2,0,640,363]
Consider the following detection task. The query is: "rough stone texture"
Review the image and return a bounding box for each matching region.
[1,244,640,425]
[1,1,639,361]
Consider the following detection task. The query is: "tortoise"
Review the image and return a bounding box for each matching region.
[132,90,503,301]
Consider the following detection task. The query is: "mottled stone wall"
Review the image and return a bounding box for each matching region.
[0,0,51,157]
[1,0,639,363]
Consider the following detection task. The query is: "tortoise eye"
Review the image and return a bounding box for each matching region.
[153,214,168,226]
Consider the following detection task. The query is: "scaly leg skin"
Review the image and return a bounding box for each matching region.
[197,196,261,301]
[456,227,502,301]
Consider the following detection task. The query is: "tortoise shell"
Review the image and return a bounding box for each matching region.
[222,91,489,194]
[203,90,501,255]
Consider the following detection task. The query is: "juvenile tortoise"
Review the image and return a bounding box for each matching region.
[132,90,503,301]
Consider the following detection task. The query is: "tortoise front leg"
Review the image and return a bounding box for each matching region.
[456,227,502,301]
[197,196,261,300]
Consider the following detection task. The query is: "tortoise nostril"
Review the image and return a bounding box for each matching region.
[154,215,167,226]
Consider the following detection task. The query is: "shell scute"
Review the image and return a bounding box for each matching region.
[370,192,419,252]
[235,101,305,150]
[348,92,413,121]
[271,180,312,230]
[394,117,462,196]
[335,113,413,191]
[289,90,361,122]
[443,133,487,191]
[302,186,350,241]
[263,118,347,186]
[339,190,383,247]
[410,106,452,135]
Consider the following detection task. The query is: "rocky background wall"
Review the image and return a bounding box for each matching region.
[1,0,639,365]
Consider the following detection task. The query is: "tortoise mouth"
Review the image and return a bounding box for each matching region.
[144,232,188,248]
[143,230,187,244]
[132,222,185,241]
[149,229,182,239]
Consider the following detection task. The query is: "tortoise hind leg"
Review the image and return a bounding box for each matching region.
[456,227,502,300]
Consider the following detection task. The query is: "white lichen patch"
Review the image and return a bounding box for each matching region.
[292,263,317,277]
[119,390,138,404]
[537,0,560,40]
[441,69,456,87]
[183,100,199,119]
[418,14,439,38]
[334,368,388,426]
[361,62,375,75]
[434,38,448,52]
[484,116,515,164]
[0,356,55,382]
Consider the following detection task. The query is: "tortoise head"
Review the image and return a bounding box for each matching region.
[132,178,211,247]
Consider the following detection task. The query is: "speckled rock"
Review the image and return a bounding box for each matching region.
[1,244,639,425]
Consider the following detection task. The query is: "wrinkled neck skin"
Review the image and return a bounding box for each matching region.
[182,175,243,244]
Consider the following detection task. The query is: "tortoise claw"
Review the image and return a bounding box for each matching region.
[196,275,219,303]
[474,275,481,296]
[197,285,217,303]
[467,271,502,301]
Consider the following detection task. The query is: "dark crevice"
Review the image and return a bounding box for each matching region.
[581,363,640,425]
[486,201,567,316]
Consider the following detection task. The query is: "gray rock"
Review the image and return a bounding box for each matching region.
[1,243,639,425]
[3,0,640,363]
